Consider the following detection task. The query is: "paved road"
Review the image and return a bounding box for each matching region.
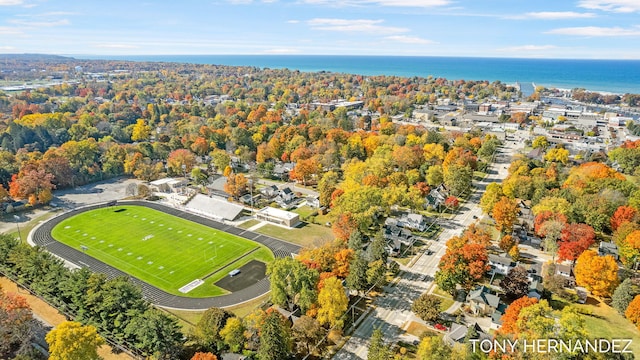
[333,140,523,359]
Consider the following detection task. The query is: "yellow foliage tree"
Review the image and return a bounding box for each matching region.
[131,119,151,142]
[317,276,348,329]
[46,321,104,360]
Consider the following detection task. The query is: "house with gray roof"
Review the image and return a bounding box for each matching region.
[467,286,500,316]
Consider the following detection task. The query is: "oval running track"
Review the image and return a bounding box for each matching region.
[30,200,301,310]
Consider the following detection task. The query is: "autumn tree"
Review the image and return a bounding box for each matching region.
[626,295,640,331]
[318,171,339,207]
[515,300,556,339]
[492,196,519,234]
[317,276,348,329]
[195,307,233,351]
[575,250,619,298]
[8,166,55,205]
[290,157,320,186]
[558,223,595,262]
[167,148,196,175]
[499,235,516,252]
[620,229,640,266]
[498,296,538,336]
[435,243,489,294]
[332,213,358,242]
[500,266,530,300]
[411,293,442,323]
[532,136,549,149]
[46,321,104,360]
[534,211,567,237]
[131,119,151,141]
[224,172,248,199]
[611,205,638,231]
[292,315,325,356]
[416,336,454,360]
[479,182,504,214]
[191,353,218,360]
[219,317,244,353]
[0,289,35,358]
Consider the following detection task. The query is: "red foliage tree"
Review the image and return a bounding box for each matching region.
[558,223,596,262]
[611,206,638,231]
[444,196,459,209]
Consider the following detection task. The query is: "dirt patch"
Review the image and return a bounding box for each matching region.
[0,277,132,360]
[215,260,266,292]
[405,321,438,338]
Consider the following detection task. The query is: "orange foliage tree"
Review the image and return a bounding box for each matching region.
[191,352,218,360]
[625,295,640,330]
[574,250,619,298]
[563,162,625,190]
[492,196,519,234]
[498,296,538,336]
[534,211,568,237]
[332,213,358,242]
[8,165,55,206]
[611,206,638,231]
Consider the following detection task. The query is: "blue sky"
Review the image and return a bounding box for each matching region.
[1,0,639,59]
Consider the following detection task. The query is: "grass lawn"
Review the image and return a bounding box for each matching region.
[553,296,640,355]
[255,222,334,247]
[293,205,316,218]
[237,219,260,229]
[51,205,273,297]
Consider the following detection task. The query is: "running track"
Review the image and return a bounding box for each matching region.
[30,200,301,310]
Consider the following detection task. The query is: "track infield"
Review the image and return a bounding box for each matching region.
[51,205,274,297]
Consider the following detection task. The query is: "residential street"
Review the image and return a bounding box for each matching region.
[333,139,523,359]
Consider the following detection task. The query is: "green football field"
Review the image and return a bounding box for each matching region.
[51,205,274,297]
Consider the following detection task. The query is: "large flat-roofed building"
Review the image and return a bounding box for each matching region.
[256,207,300,228]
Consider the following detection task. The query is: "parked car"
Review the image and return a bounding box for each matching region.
[229,269,241,277]
[434,324,447,331]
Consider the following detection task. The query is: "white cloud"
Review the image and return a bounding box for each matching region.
[16,11,79,17]
[0,46,16,50]
[546,26,640,36]
[522,11,596,19]
[578,0,640,13]
[301,0,450,8]
[308,18,408,34]
[0,26,23,35]
[498,45,558,52]
[0,0,23,5]
[287,19,300,23]
[384,35,434,44]
[9,19,70,27]
[93,44,139,49]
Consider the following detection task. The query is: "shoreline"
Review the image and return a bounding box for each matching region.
[70,54,640,96]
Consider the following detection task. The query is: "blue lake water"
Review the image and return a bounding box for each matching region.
[77,55,640,95]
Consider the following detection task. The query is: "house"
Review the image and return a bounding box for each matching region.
[467,286,500,316]
[599,241,619,260]
[259,185,279,199]
[491,303,508,330]
[398,213,428,232]
[444,322,491,346]
[272,162,295,180]
[518,200,534,230]
[386,238,402,256]
[488,254,516,275]
[275,187,297,209]
[383,225,414,246]
[527,147,545,161]
[272,306,301,327]
[555,264,576,288]
[306,196,321,208]
[426,184,449,208]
